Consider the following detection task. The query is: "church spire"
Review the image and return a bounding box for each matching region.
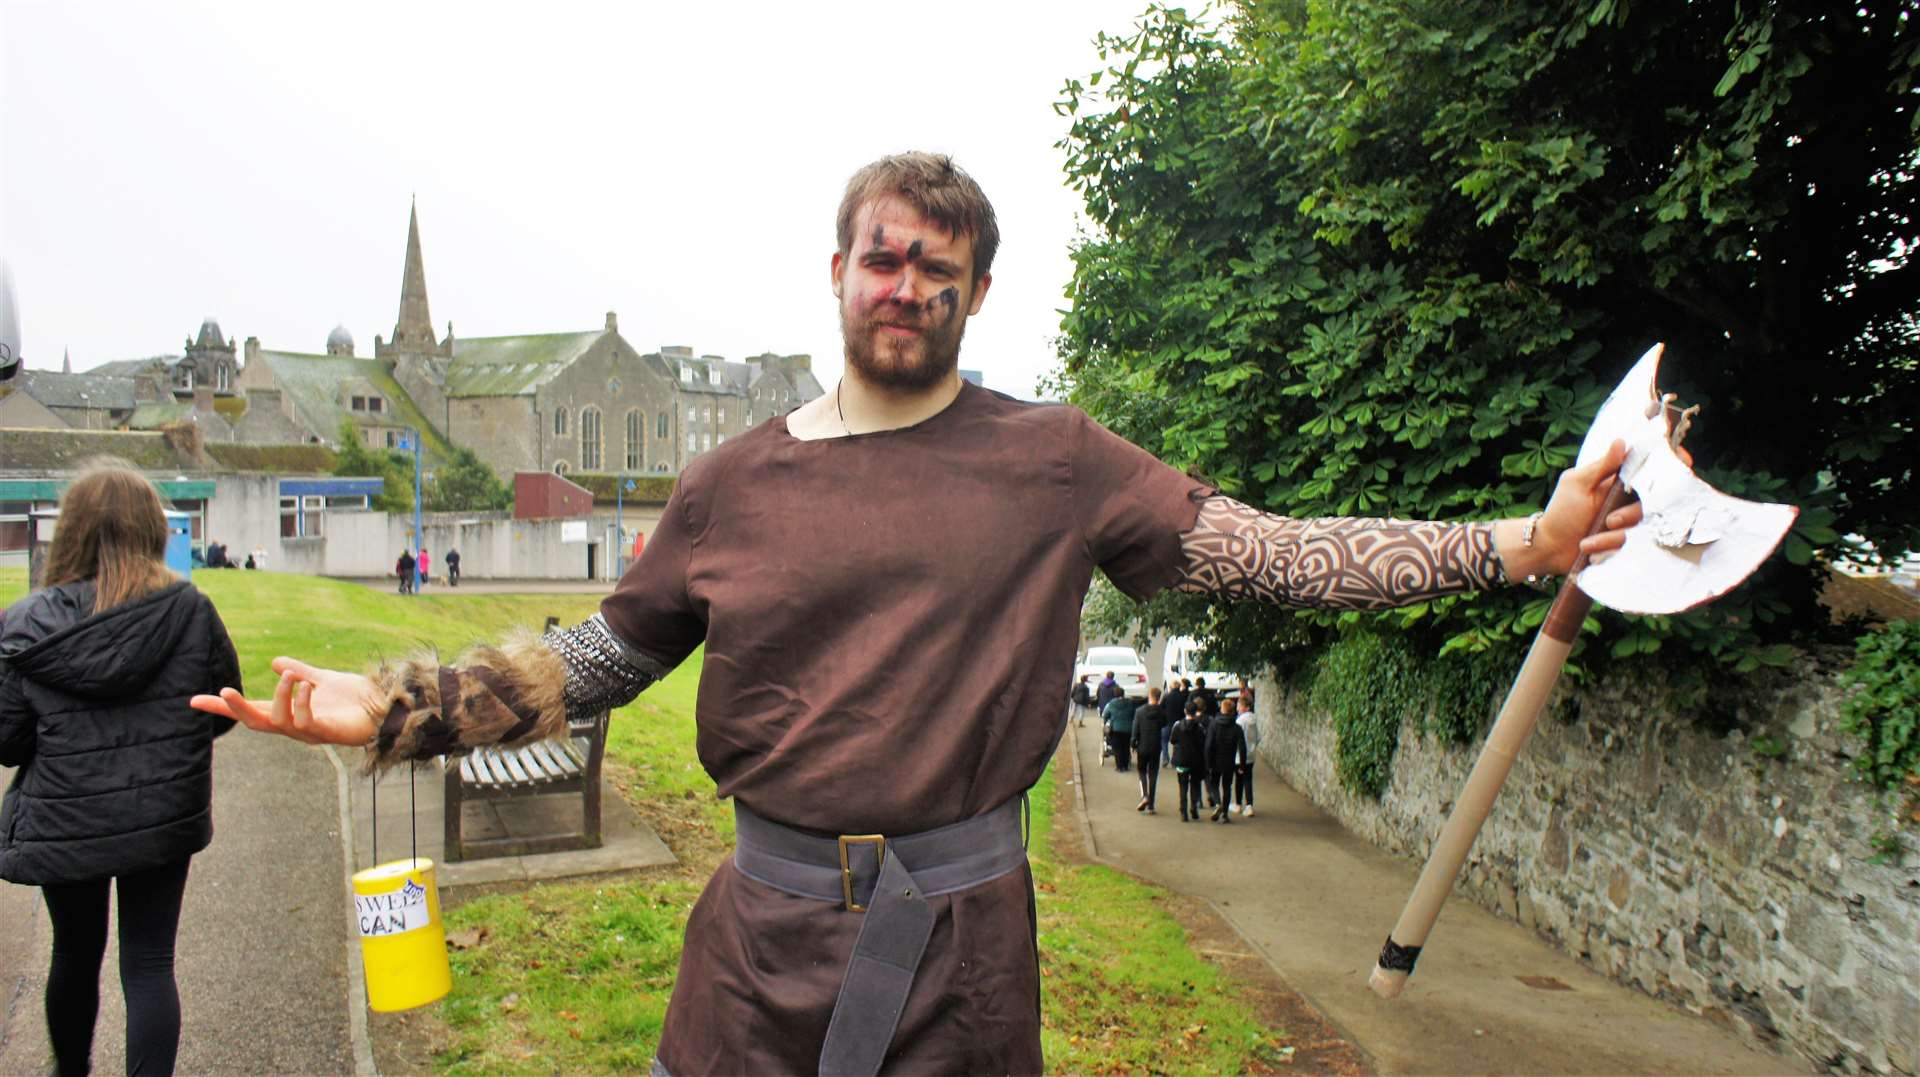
[63,348,71,373]
[389,199,435,353]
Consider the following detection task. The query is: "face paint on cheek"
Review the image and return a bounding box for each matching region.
[933,286,960,322]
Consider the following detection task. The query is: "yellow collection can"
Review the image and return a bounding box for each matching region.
[351,857,452,1012]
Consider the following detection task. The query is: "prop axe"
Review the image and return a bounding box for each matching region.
[1367,343,1798,999]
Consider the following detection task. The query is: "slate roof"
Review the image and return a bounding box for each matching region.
[91,357,177,377]
[125,402,196,428]
[124,403,235,442]
[252,349,449,453]
[15,370,139,410]
[443,331,603,397]
[659,353,753,397]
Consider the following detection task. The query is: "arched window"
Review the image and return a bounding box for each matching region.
[554,461,570,475]
[580,407,603,471]
[626,409,642,470]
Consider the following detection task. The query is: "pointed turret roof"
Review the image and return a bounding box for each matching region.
[390,200,436,352]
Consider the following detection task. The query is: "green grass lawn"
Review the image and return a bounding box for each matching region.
[1,567,1291,1073]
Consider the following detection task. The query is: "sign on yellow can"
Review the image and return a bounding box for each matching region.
[351,857,452,1012]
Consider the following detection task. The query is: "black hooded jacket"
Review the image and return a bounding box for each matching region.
[1203,712,1247,775]
[0,579,240,885]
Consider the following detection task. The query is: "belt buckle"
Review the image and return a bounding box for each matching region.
[837,834,886,912]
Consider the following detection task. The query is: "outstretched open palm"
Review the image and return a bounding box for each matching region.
[191,657,383,747]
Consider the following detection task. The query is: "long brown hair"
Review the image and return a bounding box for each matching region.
[41,460,178,613]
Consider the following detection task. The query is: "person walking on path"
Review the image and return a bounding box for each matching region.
[1094,670,1120,715]
[417,548,431,591]
[1102,691,1138,774]
[1070,675,1092,725]
[1191,677,1217,728]
[1204,697,1248,823]
[192,151,1642,1074]
[1169,700,1209,822]
[394,550,415,594]
[1,463,241,1077]
[445,547,461,587]
[1234,694,1260,817]
[1159,679,1187,766]
[1129,687,1169,814]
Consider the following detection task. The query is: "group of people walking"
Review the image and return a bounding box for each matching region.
[394,547,460,593]
[1076,673,1261,823]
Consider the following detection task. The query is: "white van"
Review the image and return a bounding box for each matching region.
[1164,636,1236,695]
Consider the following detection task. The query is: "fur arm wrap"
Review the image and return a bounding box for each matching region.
[364,614,665,770]
[366,633,568,769]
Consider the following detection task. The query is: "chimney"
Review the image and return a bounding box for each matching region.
[160,420,204,460]
[605,311,618,333]
[244,336,260,365]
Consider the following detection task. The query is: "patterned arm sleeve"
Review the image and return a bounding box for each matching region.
[1174,495,1506,610]
[365,613,666,769]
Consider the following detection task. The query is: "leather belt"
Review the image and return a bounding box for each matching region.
[731,796,1029,1077]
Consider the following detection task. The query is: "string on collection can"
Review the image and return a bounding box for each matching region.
[352,763,452,1012]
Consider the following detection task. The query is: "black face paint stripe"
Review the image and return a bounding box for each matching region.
[872,225,886,247]
[906,239,923,262]
[934,286,959,320]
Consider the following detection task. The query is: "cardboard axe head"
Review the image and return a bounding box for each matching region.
[1572,344,1798,615]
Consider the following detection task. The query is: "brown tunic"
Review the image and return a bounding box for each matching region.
[601,382,1207,1073]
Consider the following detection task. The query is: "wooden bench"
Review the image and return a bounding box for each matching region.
[441,617,610,862]
[442,708,609,862]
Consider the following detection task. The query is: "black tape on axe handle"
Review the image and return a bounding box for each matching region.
[1377,936,1423,974]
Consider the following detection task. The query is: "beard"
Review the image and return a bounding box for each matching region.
[840,298,968,392]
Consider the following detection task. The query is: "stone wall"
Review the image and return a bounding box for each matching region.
[1252,667,1920,1073]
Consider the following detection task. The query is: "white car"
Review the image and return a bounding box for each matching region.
[1075,645,1150,701]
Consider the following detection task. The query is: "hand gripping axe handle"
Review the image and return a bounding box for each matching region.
[1367,343,1797,999]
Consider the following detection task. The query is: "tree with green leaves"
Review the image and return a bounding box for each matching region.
[331,422,414,514]
[426,445,512,512]
[1056,1,1916,708]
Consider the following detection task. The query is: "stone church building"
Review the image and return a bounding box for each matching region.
[236,203,823,478]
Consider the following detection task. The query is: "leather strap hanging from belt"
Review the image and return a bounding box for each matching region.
[731,797,1029,1077]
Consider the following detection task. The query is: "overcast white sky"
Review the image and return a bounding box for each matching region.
[2,1,1159,398]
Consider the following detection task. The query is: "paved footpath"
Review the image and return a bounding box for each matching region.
[1,730,359,1075]
[1065,719,1808,1075]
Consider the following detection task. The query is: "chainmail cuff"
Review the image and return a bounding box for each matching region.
[548,613,669,723]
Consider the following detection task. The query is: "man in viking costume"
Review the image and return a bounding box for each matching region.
[196,152,1644,1075]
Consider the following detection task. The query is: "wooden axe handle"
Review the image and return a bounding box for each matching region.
[1368,480,1635,999]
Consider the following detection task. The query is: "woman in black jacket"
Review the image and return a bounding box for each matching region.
[0,463,240,1077]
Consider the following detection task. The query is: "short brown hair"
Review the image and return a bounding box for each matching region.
[42,459,176,613]
[836,152,1000,282]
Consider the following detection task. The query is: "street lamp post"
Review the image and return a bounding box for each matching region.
[407,428,423,593]
[615,475,636,577]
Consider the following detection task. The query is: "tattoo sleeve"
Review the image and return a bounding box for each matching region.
[1175,495,1506,610]
[364,613,665,769]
